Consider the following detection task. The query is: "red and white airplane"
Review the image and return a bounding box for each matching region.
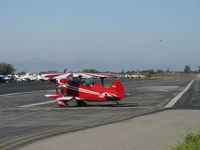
[44,73,125,107]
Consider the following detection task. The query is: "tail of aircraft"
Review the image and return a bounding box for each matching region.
[110,81,124,100]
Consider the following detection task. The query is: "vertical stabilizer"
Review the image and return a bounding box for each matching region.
[110,81,124,100]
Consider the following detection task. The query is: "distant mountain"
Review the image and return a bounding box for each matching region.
[12,59,141,73]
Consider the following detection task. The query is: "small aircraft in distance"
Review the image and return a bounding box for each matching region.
[44,73,125,107]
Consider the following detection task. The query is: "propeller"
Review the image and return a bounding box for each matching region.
[63,68,67,73]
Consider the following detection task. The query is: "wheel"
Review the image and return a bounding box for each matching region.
[76,100,87,106]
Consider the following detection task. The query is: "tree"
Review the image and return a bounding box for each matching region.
[121,69,124,74]
[0,62,16,75]
[39,70,59,74]
[166,67,170,73]
[81,69,99,73]
[157,69,164,73]
[140,69,155,77]
[184,65,191,73]
[17,71,26,75]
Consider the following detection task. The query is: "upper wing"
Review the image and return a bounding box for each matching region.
[77,73,116,78]
[43,72,116,79]
[41,73,64,79]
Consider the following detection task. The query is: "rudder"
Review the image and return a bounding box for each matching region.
[110,81,124,100]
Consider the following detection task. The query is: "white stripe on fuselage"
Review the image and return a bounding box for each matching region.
[60,84,117,98]
[60,84,101,96]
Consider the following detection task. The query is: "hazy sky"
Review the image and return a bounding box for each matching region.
[0,0,200,72]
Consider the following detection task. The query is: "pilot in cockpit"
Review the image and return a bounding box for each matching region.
[70,75,94,87]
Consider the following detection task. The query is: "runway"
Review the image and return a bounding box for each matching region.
[0,78,194,150]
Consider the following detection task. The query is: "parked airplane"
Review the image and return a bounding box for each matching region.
[15,73,49,82]
[0,75,11,83]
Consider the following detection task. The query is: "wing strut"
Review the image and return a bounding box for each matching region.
[100,77,105,86]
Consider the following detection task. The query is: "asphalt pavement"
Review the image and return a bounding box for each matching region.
[20,77,200,150]
[19,109,200,150]
[0,77,195,150]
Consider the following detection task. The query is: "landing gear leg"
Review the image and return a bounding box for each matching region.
[115,101,120,106]
[76,100,87,106]
[57,100,68,107]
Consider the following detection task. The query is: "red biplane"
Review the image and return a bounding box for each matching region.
[44,73,125,107]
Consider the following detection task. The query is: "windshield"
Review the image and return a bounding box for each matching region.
[69,77,94,87]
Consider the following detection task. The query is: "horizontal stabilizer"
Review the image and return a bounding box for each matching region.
[45,94,60,99]
[57,96,73,101]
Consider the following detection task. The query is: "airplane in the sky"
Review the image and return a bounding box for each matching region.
[44,73,125,107]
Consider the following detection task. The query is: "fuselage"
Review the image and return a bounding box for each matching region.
[57,78,124,101]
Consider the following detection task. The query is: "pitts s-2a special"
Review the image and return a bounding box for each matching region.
[44,73,125,107]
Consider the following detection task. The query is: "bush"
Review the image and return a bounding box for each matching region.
[170,131,200,150]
